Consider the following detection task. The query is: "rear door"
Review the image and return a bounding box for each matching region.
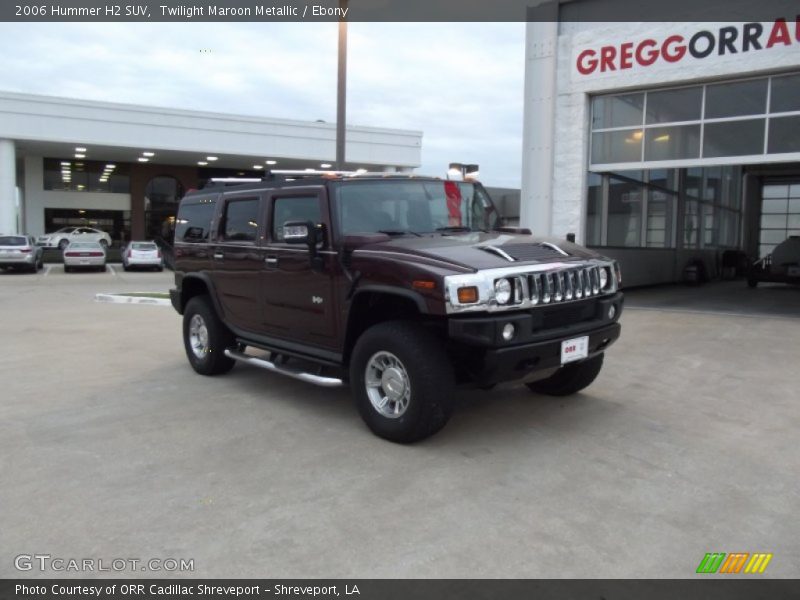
[261,187,338,349]
[209,193,265,333]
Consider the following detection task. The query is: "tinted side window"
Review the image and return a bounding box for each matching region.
[175,201,216,242]
[223,197,260,242]
[273,196,320,242]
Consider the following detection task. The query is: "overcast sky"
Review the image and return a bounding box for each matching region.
[0,22,525,187]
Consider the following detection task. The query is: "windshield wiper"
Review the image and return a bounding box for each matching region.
[378,229,423,237]
[435,226,490,234]
[435,226,472,233]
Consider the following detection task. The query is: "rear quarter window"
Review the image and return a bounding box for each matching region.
[175,200,216,242]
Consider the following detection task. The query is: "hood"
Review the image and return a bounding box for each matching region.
[352,232,604,272]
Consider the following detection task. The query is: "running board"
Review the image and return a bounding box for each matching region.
[224,348,344,388]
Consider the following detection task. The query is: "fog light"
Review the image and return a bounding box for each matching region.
[608,304,616,320]
[501,323,516,341]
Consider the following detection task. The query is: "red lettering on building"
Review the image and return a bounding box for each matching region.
[767,18,792,47]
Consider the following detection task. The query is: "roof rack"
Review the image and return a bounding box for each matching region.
[200,170,428,190]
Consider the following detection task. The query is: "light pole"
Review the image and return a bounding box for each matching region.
[335,0,348,170]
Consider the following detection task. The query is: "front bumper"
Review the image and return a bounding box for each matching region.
[447,292,623,385]
[170,288,182,314]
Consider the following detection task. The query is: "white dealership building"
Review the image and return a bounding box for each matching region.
[522,12,800,285]
[0,91,421,244]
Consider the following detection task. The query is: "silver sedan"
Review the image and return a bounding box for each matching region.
[63,241,106,273]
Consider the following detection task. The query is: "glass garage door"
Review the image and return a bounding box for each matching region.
[760,182,800,257]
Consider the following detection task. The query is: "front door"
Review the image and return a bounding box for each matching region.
[261,188,338,350]
[210,194,264,333]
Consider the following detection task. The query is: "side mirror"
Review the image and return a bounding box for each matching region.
[283,220,325,271]
[282,221,313,244]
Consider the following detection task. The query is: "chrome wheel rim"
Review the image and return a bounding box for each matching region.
[188,314,209,359]
[365,351,411,419]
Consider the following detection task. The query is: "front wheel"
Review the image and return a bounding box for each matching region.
[526,354,604,396]
[350,321,454,443]
[58,239,69,250]
[182,295,236,375]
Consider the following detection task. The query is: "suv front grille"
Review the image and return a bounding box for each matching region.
[526,265,604,305]
[444,260,618,314]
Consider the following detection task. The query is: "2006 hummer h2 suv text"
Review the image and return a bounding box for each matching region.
[170,172,623,443]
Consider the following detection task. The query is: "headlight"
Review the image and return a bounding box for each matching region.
[599,267,609,290]
[494,278,512,305]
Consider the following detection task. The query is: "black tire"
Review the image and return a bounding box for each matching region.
[526,354,604,397]
[182,295,236,376]
[99,239,109,248]
[36,256,43,271]
[349,321,454,443]
[58,239,69,250]
[64,265,71,273]
[123,264,130,272]
[747,275,758,288]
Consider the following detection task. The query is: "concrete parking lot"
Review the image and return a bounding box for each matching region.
[1,267,798,578]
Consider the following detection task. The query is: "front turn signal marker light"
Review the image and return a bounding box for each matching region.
[412,280,436,290]
[457,286,479,304]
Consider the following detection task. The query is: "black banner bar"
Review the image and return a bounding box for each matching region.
[2,0,800,23]
[3,580,800,600]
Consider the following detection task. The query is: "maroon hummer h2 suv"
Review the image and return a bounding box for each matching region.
[170,173,623,443]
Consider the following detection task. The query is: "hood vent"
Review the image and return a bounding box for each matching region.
[477,245,516,262]
[481,243,569,263]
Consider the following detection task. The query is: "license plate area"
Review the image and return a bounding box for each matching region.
[561,336,589,364]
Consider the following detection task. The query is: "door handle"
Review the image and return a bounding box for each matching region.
[213,252,224,260]
[265,256,278,265]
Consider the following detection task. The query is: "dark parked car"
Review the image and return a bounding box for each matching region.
[0,235,44,273]
[748,236,800,287]
[170,173,623,442]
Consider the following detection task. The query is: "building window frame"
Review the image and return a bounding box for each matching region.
[589,72,800,170]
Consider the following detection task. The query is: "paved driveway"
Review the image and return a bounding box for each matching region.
[1,268,798,578]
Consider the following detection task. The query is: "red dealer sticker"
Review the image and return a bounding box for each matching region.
[576,18,800,75]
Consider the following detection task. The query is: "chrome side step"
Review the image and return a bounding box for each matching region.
[224,348,344,388]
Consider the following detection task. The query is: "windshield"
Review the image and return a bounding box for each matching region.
[132,242,157,250]
[0,236,27,246]
[334,180,499,236]
[69,242,101,249]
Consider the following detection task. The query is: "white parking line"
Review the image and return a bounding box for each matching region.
[108,265,116,276]
[43,265,52,277]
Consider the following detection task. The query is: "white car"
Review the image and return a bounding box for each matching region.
[63,241,107,272]
[122,241,164,271]
[37,227,112,250]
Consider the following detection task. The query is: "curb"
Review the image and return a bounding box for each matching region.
[95,293,171,306]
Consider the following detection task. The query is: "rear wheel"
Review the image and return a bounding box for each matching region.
[183,295,236,375]
[64,265,72,273]
[526,354,604,396]
[350,321,454,443]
